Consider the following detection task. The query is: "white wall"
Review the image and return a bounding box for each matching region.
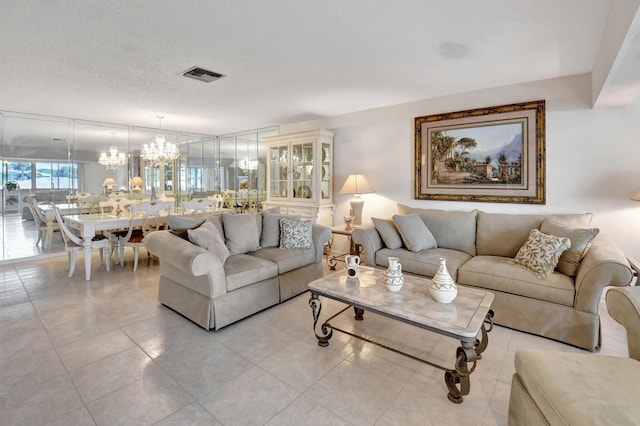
[281,73,640,255]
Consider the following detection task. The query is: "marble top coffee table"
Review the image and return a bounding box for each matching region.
[308,265,494,403]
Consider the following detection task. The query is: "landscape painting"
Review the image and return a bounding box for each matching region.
[414,100,545,204]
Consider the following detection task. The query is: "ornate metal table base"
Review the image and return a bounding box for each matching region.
[309,292,494,404]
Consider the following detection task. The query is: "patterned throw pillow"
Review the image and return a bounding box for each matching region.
[279,218,313,249]
[513,229,572,279]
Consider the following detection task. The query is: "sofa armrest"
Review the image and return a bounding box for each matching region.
[312,224,332,263]
[573,235,633,313]
[352,224,384,266]
[606,286,640,361]
[145,231,227,298]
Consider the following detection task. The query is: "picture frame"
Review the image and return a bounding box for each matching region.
[414,100,545,204]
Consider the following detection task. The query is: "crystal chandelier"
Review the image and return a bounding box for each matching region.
[98,134,127,171]
[141,116,179,166]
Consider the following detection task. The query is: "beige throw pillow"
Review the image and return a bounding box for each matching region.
[392,214,438,253]
[223,213,261,255]
[540,219,599,277]
[513,228,571,279]
[188,222,230,263]
[372,217,404,249]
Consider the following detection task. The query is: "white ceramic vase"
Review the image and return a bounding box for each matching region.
[429,257,457,303]
[383,256,404,292]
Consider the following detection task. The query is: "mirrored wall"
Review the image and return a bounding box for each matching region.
[0,110,277,261]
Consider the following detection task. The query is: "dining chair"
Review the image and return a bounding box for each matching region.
[28,197,61,249]
[52,203,110,277]
[25,196,50,247]
[182,198,217,213]
[118,200,171,271]
[207,194,224,210]
[77,193,103,214]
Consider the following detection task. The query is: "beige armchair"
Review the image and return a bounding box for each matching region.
[509,286,640,425]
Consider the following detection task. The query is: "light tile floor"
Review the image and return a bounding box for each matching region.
[0,217,631,425]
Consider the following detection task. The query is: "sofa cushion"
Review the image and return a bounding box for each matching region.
[261,212,301,248]
[374,247,471,281]
[223,213,261,255]
[458,256,575,306]
[514,349,640,426]
[540,219,599,277]
[392,214,438,252]
[168,215,206,240]
[205,214,226,239]
[513,229,571,279]
[280,218,313,249]
[251,247,315,274]
[397,205,477,256]
[223,254,278,291]
[476,211,592,257]
[187,222,230,264]
[372,217,404,249]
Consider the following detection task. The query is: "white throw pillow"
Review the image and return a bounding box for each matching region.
[280,218,313,249]
[188,222,230,263]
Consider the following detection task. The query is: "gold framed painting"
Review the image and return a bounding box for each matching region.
[414,100,545,204]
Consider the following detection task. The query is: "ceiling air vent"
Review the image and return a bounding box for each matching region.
[181,66,225,83]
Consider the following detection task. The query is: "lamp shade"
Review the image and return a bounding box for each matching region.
[339,174,375,195]
[102,178,117,186]
[131,176,144,187]
[339,174,374,226]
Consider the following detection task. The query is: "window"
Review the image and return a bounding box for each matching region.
[3,161,77,190]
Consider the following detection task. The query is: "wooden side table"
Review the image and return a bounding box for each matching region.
[326,225,362,270]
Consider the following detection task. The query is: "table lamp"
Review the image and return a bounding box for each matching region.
[131,176,144,193]
[102,178,117,194]
[339,174,375,225]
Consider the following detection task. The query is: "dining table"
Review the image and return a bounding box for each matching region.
[62,209,182,281]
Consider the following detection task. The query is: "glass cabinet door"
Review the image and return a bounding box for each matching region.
[292,141,313,199]
[269,145,288,198]
[321,143,331,200]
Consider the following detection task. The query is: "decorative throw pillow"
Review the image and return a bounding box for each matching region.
[187,222,230,263]
[280,218,313,249]
[372,217,404,249]
[222,213,261,255]
[261,212,301,248]
[168,215,206,240]
[540,219,599,277]
[392,214,438,253]
[513,228,572,279]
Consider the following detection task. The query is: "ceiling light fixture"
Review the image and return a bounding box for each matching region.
[98,133,127,171]
[141,116,179,166]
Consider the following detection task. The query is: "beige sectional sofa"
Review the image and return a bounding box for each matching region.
[145,211,331,330]
[352,205,633,351]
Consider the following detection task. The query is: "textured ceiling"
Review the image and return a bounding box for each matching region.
[0,0,632,138]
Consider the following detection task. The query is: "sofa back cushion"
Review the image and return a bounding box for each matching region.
[397,205,477,256]
[223,212,261,255]
[261,212,301,248]
[476,211,593,257]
